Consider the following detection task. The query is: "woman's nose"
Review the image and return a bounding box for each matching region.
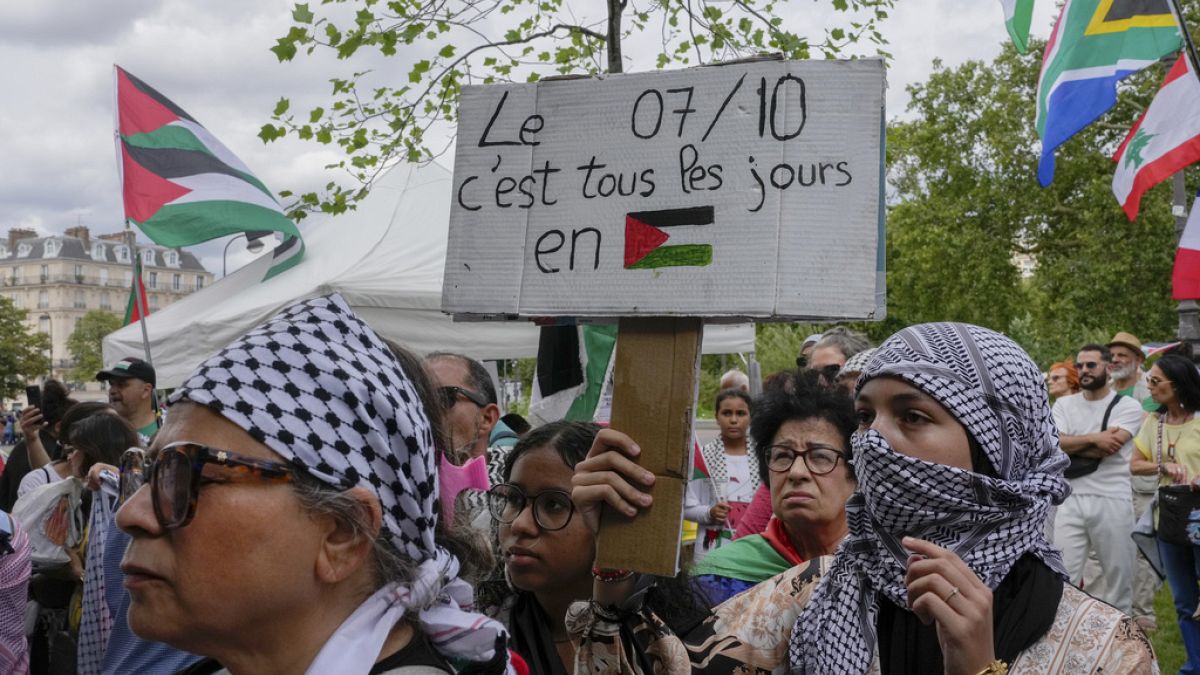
[116,483,163,537]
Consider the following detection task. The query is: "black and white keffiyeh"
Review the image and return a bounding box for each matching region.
[789,322,1070,674]
[171,294,510,672]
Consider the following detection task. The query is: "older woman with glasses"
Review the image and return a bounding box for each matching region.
[690,370,856,606]
[115,295,512,674]
[1045,360,1079,400]
[569,323,1154,673]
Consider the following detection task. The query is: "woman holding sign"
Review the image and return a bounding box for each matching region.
[569,322,1154,674]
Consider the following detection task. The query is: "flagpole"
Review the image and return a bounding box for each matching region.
[1168,0,1200,83]
[125,221,162,423]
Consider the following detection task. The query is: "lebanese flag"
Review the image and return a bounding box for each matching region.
[1174,190,1200,300]
[1113,54,1200,220]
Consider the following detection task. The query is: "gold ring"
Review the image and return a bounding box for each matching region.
[944,586,961,603]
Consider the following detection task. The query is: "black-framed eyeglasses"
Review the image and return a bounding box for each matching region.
[1074,361,1102,371]
[119,442,294,529]
[487,483,575,531]
[438,386,487,409]
[765,444,845,475]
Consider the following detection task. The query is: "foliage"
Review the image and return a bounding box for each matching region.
[884,37,1189,368]
[265,0,894,218]
[67,310,124,383]
[0,297,51,399]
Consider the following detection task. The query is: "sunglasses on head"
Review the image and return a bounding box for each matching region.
[119,442,294,529]
[438,386,487,409]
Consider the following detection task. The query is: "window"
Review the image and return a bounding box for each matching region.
[12,293,22,308]
[0,245,8,258]
[16,243,31,258]
[38,315,50,334]
[115,246,130,263]
[172,273,181,290]
[37,290,48,309]
[148,271,158,288]
[194,275,204,291]
[100,291,111,310]
[99,268,108,286]
[91,243,107,261]
[164,250,180,267]
[124,270,132,286]
[74,290,85,309]
[39,264,48,282]
[149,294,160,311]
[74,264,83,281]
[142,249,155,266]
[43,239,60,257]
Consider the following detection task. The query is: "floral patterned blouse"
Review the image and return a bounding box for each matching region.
[567,557,1158,674]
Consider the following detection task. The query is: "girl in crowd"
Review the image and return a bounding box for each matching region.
[570,322,1153,673]
[1132,353,1200,672]
[487,420,599,673]
[1046,360,1079,401]
[685,389,758,561]
[116,295,512,674]
[691,370,855,606]
[17,402,113,499]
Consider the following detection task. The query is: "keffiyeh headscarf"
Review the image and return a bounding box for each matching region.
[171,294,510,673]
[790,322,1070,674]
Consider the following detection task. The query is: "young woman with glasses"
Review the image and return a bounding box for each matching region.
[1131,353,1200,671]
[483,420,599,674]
[689,370,856,607]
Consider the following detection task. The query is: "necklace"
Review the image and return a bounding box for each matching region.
[1165,411,1194,460]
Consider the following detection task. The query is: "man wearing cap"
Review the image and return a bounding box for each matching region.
[97,357,158,443]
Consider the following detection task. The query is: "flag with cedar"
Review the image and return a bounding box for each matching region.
[114,66,304,279]
[124,255,150,325]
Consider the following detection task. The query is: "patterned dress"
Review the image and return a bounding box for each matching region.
[568,557,1157,674]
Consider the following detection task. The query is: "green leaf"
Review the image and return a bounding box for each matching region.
[270,38,297,62]
[273,97,291,116]
[292,3,314,24]
[309,106,325,123]
[438,44,456,58]
[258,124,284,143]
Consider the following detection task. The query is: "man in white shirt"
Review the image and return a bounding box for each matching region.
[1052,343,1145,614]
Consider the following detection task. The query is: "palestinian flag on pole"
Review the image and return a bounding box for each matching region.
[114,66,303,279]
[999,0,1035,53]
[124,255,150,325]
[528,325,618,424]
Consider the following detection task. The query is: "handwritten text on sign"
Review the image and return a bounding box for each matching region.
[443,59,885,320]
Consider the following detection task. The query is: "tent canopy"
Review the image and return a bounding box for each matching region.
[103,162,756,389]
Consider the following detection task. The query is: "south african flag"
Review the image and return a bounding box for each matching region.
[114,66,303,279]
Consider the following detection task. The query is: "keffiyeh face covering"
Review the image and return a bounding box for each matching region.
[171,294,510,673]
[789,322,1070,675]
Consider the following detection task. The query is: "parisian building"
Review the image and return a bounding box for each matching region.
[0,226,213,390]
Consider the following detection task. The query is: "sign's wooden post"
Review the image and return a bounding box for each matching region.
[596,317,701,575]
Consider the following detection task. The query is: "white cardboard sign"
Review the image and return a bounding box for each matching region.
[443,58,886,320]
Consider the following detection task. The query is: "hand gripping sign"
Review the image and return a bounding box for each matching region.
[444,58,885,575]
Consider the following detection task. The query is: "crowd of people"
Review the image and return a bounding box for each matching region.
[0,295,1194,674]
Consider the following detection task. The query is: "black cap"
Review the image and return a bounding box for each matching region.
[96,357,156,387]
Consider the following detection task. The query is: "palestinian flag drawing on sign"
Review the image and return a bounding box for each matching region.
[114,66,303,279]
[624,207,714,269]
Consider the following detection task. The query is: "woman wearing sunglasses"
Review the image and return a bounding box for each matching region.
[569,323,1154,673]
[483,420,599,674]
[115,295,513,674]
[689,370,855,607]
[1131,353,1200,671]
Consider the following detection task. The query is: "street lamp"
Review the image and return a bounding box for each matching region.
[222,233,268,276]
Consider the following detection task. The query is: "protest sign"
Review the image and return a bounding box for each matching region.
[443,58,886,321]
[444,58,886,575]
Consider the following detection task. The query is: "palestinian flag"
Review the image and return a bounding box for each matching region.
[124,255,150,325]
[999,0,1035,53]
[114,66,304,279]
[528,325,618,424]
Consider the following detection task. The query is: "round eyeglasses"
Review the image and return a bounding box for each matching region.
[487,483,575,531]
[764,444,844,475]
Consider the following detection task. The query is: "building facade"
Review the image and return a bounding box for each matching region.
[0,226,213,387]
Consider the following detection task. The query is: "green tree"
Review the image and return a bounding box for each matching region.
[67,310,124,383]
[0,297,51,399]
[885,35,1189,368]
[264,0,894,217]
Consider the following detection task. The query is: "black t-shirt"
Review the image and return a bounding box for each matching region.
[176,631,451,674]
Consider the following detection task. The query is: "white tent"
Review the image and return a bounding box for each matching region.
[103,161,756,389]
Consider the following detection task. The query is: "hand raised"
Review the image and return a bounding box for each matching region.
[904,537,996,675]
[571,428,656,534]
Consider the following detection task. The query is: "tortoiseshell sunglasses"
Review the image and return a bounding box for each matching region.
[120,442,294,529]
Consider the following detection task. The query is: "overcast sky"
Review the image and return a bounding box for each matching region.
[0,0,1059,275]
